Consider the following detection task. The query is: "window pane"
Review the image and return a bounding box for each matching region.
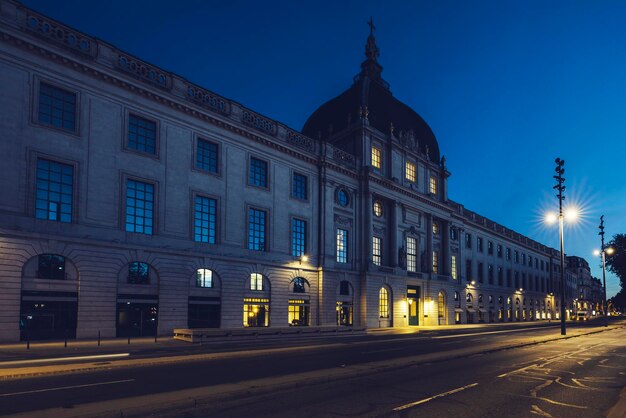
[128,262,150,284]
[35,158,73,223]
[194,196,216,243]
[196,139,218,173]
[126,180,154,235]
[291,218,306,256]
[127,114,156,154]
[38,83,76,131]
[292,172,307,200]
[248,208,266,251]
[336,229,348,263]
[249,157,267,188]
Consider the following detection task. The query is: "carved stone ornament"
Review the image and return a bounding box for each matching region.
[373,225,385,235]
[334,215,352,227]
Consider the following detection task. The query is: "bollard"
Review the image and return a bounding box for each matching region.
[98,330,101,346]
[127,335,130,345]
[26,333,30,350]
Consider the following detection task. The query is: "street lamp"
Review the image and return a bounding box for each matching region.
[595,215,614,327]
[553,158,567,335]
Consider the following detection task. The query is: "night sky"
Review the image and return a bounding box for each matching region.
[21,0,626,297]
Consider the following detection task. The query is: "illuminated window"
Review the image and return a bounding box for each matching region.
[405,161,416,182]
[371,145,381,169]
[35,158,73,223]
[433,251,439,274]
[373,200,383,217]
[249,157,268,188]
[125,179,154,235]
[38,82,76,131]
[406,237,417,272]
[336,229,348,263]
[128,114,156,155]
[250,273,263,291]
[438,292,445,320]
[379,287,389,318]
[429,175,437,195]
[432,222,439,236]
[194,195,216,244]
[247,208,267,251]
[288,299,310,326]
[128,262,149,284]
[196,268,213,288]
[372,237,382,266]
[291,218,306,257]
[451,255,458,280]
[243,298,269,327]
[37,254,66,280]
[196,138,218,173]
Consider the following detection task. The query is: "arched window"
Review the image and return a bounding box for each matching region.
[250,273,264,291]
[498,296,503,305]
[128,262,150,284]
[478,294,484,304]
[466,293,473,303]
[37,254,66,280]
[379,287,389,318]
[196,268,213,288]
[292,277,309,293]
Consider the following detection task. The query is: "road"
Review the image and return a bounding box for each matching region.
[1,321,625,417]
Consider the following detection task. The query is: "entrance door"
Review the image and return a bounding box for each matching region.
[408,296,419,325]
[116,302,158,337]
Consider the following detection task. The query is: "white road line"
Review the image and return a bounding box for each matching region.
[0,353,130,366]
[360,348,404,354]
[0,379,135,397]
[393,382,479,411]
[433,327,551,339]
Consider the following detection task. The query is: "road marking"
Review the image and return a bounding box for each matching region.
[360,348,404,354]
[498,344,602,378]
[433,327,552,339]
[0,379,135,397]
[0,353,130,366]
[392,382,479,411]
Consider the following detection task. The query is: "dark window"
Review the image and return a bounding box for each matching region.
[498,267,503,286]
[488,241,493,255]
[292,172,308,200]
[507,269,512,287]
[35,158,73,223]
[465,233,472,249]
[488,264,494,285]
[125,179,154,235]
[478,262,484,283]
[506,248,511,260]
[514,250,519,263]
[37,254,65,280]
[248,208,266,251]
[38,82,76,131]
[291,218,306,257]
[293,277,307,293]
[477,237,483,252]
[249,157,268,188]
[194,195,216,244]
[466,260,472,281]
[196,139,218,173]
[514,271,520,289]
[337,189,349,207]
[339,280,350,295]
[128,114,156,154]
[497,244,503,258]
[450,228,458,241]
[128,262,150,284]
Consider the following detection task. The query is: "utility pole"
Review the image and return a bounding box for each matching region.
[553,158,566,335]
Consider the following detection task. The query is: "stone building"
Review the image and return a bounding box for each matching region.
[0,1,582,341]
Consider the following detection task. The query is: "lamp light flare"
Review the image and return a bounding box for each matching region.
[606,247,615,255]
[545,212,558,224]
[564,207,579,222]
[593,249,601,256]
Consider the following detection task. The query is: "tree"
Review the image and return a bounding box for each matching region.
[608,289,626,313]
[606,233,626,290]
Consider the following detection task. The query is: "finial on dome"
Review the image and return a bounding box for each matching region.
[354,17,388,89]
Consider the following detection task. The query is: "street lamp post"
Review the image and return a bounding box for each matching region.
[553,158,567,335]
[597,216,614,327]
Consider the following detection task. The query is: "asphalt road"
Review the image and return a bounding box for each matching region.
[1,321,624,417]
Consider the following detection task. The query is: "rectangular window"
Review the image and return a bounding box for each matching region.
[193,195,216,244]
[429,175,437,195]
[292,172,308,200]
[488,264,494,285]
[466,260,472,281]
[506,248,511,260]
[514,250,519,263]
[465,233,472,249]
[248,208,267,251]
[477,262,484,283]
[125,179,154,235]
[451,255,458,280]
[128,114,156,154]
[506,269,512,287]
[196,138,218,173]
[497,244,503,258]
[405,161,416,182]
[291,218,306,257]
[128,261,150,285]
[522,253,526,265]
[488,241,493,255]
[249,156,268,188]
[514,271,520,289]
[498,266,503,286]
[372,237,382,266]
[38,82,76,131]
[35,158,73,223]
[371,146,381,169]
[406,237,417,272]
[432,251,439,274]
[477,237,483,252]
[336,229,348,263]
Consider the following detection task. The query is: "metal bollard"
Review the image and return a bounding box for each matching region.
[98,330,101,346]
[127,336,130,345]
[64,330,68,348]
[26,333,30,350]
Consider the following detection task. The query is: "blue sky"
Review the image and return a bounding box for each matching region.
[22,0,626,297]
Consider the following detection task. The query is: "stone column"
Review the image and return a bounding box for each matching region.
[389,201,399,267]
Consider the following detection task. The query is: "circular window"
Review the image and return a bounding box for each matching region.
[337,189,349,207]
[373,201,383,217]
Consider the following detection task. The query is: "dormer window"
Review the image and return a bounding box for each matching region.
[371,145,381,169]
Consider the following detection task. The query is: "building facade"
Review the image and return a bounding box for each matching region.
[0,1,582,341]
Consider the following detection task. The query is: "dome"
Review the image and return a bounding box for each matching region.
[302,22,440,162]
